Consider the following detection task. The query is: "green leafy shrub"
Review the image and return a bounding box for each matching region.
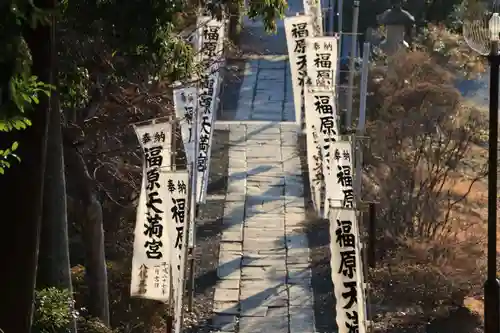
[33,288,77,333]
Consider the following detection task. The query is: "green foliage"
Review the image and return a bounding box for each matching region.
[54,0,287,118]
[33,288,77,333]
[56,0,197,111]
[0,141,21,174]
[34,287,115,333]
[246,0,287,32]
[0,1,54,174]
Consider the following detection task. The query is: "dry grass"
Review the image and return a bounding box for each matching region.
[363,49,493,332]
[369,146,489,331]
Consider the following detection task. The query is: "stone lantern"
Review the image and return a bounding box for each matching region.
[377,2,415,55]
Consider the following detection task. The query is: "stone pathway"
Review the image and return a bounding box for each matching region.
[232,59,295,122]
[211,123,315,333]
[210,0,316,331]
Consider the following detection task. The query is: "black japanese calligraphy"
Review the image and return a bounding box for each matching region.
[171,198,186,224]
[199,77,215,114]
[161,262,168,295]
[146,191,163,214]
[297,53,307,72]
[154,265,161,288]
[174,226,183,250]
[146,168,160,191]
[343,189,355,208]
[343,149,351,161]
[141,131,166,146]
[138,264,148,294]
[311,41,335,88]
[196,76,214,174]
[335,219,355,248]
[333,146,355,208]
[291,23,308,38]
[144,213,163,238]
[295,38,306,54]
[322,41,334,51]
[312,151,323,185]
[314,53,332,69]
[334,148,342,161]
[144,146,163,168]
[199,132,209,153]
[337,165,353,187]
[204,26,220,41]
[142,133,151,145]
[177,180,187,194]
[201,115,211,135]
[203,42,217,57]
[167,179,176,193]
[345,311,359,333]
[291,21,309,97]
[197,114,211,172]
[314,95,333,115]
[202,26,220,57]
[313,94,337,162]
[197,155,208,172]
[144,239,163,259]
[342,281,357,309]
[312,126,319,143]
[141,131,167,260]
[316,69,333,87]
[319,115,336,137]
[338,249,356,279]
[154,131,166,143]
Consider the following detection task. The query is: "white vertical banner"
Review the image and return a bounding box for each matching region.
[304,88,322,213]
[173,87,198,166]
[285,15,314,127]
[310,90,340,217]
[304,89,339,215]
[303,0,324,36]
[130,122,173,302]
[195,16,225,203]
[305,36,340,217]
[163,170,190,304]
[306,36,339,91]
[328,140,355,210]
[329,208,367,333]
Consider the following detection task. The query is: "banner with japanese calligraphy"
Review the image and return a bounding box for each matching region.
[327,141,354,211]
[329,208,367,333]
[303,0,323,36]
[131,122,173,302]
[195,16,225,203]
[163,170,189,303]
[306,36,338,91]
[304,87,322,213]
[304,88,339,215]
[173,87,198,166]
[284,15,313,126]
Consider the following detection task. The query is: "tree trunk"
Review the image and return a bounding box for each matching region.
[37,92,77,332]
[63,143,110,326]
[0,0,53,331]
[82,195,110,326]
[228,1,242,45]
